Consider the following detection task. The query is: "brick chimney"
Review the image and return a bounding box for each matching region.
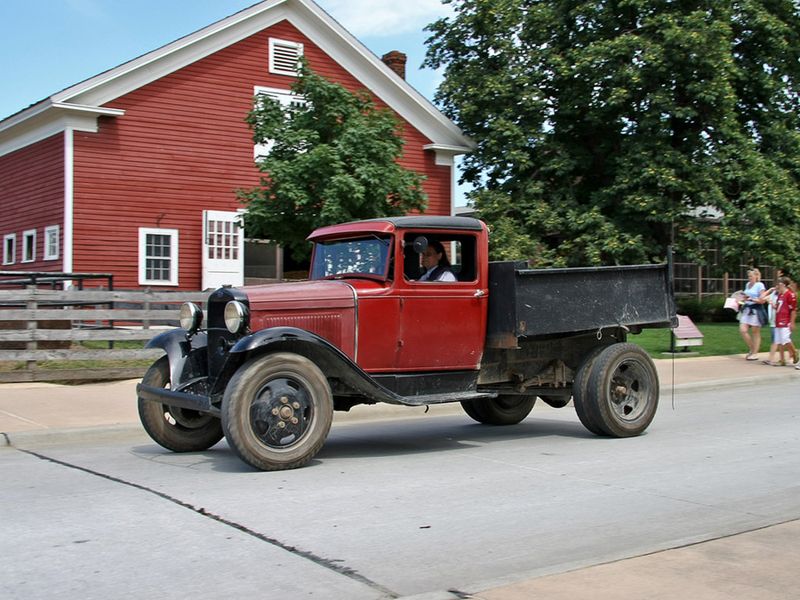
[381,50,407,80]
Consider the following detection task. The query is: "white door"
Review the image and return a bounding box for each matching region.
[202,210,244,289]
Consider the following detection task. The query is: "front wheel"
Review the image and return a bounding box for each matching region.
[585,343,659,437]
[221,353,333,471]
[461,395,536,425]
[137,356,224,452]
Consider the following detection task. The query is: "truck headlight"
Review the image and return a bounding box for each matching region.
[179,302,203,333]
[224,301,249,334]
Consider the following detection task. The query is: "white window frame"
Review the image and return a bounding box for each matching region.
[138,228,179,286]
[269,38,304,76]
[44,225,59,261]
[253,86,306,159]
[2,233,15,265]
[22,229,36,263]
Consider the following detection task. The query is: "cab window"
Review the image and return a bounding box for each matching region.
[403,233,477,283]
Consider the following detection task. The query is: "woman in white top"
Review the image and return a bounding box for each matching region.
[740,268,766,360]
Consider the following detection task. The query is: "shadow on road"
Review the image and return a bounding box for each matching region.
[128,413,596,473]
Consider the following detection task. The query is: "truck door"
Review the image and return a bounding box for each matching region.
[396,232,487,371]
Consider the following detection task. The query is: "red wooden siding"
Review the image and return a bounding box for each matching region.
[0,134,64,271]
[70,19,450,289]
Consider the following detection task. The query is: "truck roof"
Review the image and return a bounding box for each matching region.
[308,216,485,240]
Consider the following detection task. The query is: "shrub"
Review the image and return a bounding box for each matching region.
[676,295,737,323]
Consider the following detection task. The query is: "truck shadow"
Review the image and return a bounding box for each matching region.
[132,415,597,473]
[317,414,595,461]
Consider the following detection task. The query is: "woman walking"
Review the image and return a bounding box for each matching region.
[740,268,766,360]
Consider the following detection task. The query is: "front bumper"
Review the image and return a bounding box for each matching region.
[136,383,219,416]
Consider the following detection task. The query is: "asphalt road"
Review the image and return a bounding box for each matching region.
[2,380,798,600]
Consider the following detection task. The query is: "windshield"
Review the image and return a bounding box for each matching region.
[310,236,392,280]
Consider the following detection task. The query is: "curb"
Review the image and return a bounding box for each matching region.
[3,374,797,449]
[2,424,146,448]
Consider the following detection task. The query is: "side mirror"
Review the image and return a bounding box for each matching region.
[413,236,428,254]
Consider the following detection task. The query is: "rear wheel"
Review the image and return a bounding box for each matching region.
[461,395,536,425]
[572,346,608,435]
[222,353,333,471]
[138,356,223,452]
[585,343,659,437]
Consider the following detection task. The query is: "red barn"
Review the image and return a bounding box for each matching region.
[0,0,470,290]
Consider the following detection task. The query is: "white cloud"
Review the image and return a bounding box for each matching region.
[318,0,453,37]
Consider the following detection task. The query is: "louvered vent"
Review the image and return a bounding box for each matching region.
[270,38,304,76]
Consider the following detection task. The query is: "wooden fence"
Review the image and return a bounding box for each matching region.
[0,288,208,383]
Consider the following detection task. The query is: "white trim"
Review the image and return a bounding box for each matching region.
[2,233,15,265]
[44,225,60,261]
[0,104,125,158]
[63,129,74,273]
[138,228,179,286]
[269,37,304,76]
[21,229,36,263]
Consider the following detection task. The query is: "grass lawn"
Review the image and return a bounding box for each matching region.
[633,322,771,358]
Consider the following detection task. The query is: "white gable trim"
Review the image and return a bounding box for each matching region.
[1,0,471,157]
[0,104,124,157]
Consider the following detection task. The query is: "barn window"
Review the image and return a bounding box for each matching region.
[44,225,59,261]
[269,38,303,76]
[22,229,36,263]
[139,228,179,286]
[2,233,15,265]
[253,86,306,159]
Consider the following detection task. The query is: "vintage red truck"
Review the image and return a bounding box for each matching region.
[136,216,677,470]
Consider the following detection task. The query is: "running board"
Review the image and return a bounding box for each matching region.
[394,391,497,407]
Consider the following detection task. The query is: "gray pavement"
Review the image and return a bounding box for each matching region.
[1,353,798,599]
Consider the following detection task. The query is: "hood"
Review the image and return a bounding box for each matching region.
[243,279,356,312]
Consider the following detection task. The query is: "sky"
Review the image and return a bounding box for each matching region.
[0,0,453,120]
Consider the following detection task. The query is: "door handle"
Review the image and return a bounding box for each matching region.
[474,289,486,298]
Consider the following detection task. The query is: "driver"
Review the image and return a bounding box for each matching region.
[418,240,456,282]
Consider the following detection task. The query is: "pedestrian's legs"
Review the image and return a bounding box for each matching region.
[766,327,778,363]
[740,323,753,357]
[751,326,761,357]
[788,341,799,364]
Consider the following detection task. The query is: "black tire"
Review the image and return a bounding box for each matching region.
[221,353,333,471]
[585,343,659,437]
[137,356,224,452]
[539,395,570,409]
[460,395,535,425]
[572,346,608,435]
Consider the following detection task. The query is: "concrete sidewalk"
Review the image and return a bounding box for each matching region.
[1,353,797,439]
[1,353,798,600]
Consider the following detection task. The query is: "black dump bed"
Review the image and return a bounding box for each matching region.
[486,260,677,348]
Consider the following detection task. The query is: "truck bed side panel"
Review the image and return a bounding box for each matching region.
[487,261,676,346]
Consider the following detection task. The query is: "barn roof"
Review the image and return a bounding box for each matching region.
[0,0,472,158]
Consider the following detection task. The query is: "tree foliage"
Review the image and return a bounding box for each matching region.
[425,0,800,271]
[239,63,427,258]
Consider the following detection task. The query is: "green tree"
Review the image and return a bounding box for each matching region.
[425,0,800,270]
[239,63,427,258]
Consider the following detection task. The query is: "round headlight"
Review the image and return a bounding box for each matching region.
[224,300,248,334]
[179,302,203,333]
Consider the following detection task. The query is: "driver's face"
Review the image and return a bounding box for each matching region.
[421,247,441,270]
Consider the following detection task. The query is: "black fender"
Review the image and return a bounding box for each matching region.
[145,329,208,391]
[226,326,405,405]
